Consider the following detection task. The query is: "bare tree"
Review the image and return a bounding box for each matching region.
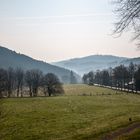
[43,73,64,96]
[87,71,94,85]
[113,65,129,90]
[134,66,140,91]
[113,0,140,45]
[7,67,15,97]
[15,68,24,97]
[101,70,110,86]
[82,71,94,85]
[25,70,33,97]
[31,69,42,97]
[95,70,102,85]
[0,69,7,98]
[25,69,42,97]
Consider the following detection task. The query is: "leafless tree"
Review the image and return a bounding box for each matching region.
[101,70,110,86]
[31,69,42,97]
[82,71,94,85]
[113,65,129,90]
[134,66,140,91]
[7,67,15,97]
[25,70,33,97]
[0,69,7,98]
[94,70,102,85]
[43,73,64,96]
[113,0,140,45]
[25,69,42,97]
[15,68,24,97]
[128,62,135,81]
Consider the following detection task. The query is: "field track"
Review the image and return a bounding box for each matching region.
[102,122,140,140]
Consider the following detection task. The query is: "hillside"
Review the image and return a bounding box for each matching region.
[53,55,140,75]
[53,55,127,75]
[0,46,80,83]
[120,57,140,66]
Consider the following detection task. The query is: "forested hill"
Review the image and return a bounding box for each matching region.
[53,55,140,75]
[0,46,80,83]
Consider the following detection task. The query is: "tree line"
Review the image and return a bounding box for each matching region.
[0,67,64,98]
[82,63,140,92]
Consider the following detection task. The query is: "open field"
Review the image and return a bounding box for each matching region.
[63,84,120,96]
[0,84,140,140]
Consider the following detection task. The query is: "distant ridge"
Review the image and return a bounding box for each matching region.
[0,46,81,83]
[53,55,140,75]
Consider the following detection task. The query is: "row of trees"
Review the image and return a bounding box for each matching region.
[83,63,140,92]
[0,67,64,98]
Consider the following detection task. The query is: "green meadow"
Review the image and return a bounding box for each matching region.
[0,84,140,140]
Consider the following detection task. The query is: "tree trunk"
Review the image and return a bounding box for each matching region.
[17,87,19,97]
[29,86,32,97]
[48,92,51,97]
[132,84,134,93]
[48,87,51,97]
[0,91,2,98]
[20,86,23,97]
[8,90,11,98]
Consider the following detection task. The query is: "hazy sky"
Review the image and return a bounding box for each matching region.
[0,0,139,62]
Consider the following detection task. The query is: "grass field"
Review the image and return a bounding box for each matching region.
[0,84,140,140]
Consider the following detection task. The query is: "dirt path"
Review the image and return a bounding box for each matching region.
[102,122,140,140]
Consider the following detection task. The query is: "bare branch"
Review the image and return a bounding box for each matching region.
[113,0,140,46]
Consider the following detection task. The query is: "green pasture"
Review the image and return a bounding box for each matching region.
[0,84,140,140]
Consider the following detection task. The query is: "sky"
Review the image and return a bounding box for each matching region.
[0,0,139,62]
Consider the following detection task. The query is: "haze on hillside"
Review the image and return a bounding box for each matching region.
[53,55,140,75]
[0,0,139,63]
[0,46,81,83]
